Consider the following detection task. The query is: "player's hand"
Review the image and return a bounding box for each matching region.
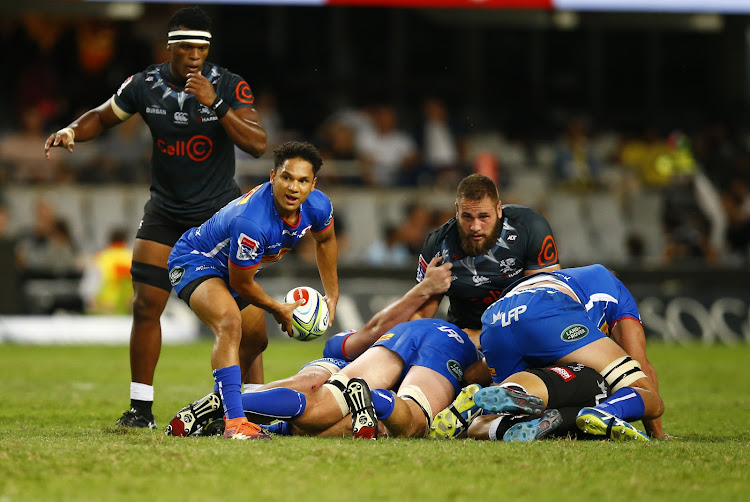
[273,299,303,337]
[44,129,75,158]
[323,295,337,325]
[185,72,216,106]
[421,256,453,296]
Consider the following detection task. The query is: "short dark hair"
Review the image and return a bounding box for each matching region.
[456,174,499,204]
[168,6,212,33]
[273,141,323,175]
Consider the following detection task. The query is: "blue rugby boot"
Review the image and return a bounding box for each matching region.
[475,386,545,415]
[503,409,563,442]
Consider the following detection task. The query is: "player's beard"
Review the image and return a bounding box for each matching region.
[459,218,502,256]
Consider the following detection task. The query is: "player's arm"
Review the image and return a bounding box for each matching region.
[184,72,267,157]
[311,224,339,325]
[611,317,664,438]
[339,257,453,360]
[229,264,301,337]
[44,99,124,158]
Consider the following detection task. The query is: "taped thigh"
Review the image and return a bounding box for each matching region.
[131,261,171,292]
[600,356,646,392]
[397,384,433,435]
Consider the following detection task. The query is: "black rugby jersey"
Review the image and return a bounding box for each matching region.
[417,204,559,330]
[113,62,256,221]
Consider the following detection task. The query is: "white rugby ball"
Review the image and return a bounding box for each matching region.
[284,286,329,341]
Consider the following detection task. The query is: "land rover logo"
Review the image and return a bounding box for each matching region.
[169,266,185,286]
[446,360,463,380]
[561,324,589,342]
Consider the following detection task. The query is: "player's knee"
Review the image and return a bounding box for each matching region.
[131,290,167,322]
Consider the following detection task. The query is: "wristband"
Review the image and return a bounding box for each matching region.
[59,127,75,141]
[211,97,230,119]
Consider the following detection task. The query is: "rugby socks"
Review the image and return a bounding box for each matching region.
[595,387,646,422]
[323,331,354,361]
[213,365,244,420]
[130,382,154,417]
[241,388,307,420]
[264,421,293,436]
[370,388,396,420]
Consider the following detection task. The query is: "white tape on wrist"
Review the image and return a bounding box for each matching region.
[59,127,75,141]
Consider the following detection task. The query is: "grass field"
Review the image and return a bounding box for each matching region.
[1,338,749,502]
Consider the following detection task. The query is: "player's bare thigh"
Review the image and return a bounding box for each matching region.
[132,238,172,268]
[341,346,404,390]
[398,366,455,421]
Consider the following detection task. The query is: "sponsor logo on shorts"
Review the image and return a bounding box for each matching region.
[169,266,185,286]
[237,233,260,261]
[561,324,589,342]
[446,360,463,381]
[549,366,576,381]
[194,265,217,272]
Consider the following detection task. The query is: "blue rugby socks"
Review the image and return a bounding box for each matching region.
[241,388,307,420]
[213,365,244,420]
[595,387,646,422]
[371,388,396,420]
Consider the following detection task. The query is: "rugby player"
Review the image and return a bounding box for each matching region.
[44,6,268,429]
[324,173,560,361]
[167,141,338,440]
[476,264,664,440]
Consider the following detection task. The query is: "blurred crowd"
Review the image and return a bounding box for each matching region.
[1,13,749,315]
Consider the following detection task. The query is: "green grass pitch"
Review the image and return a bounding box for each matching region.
[1,339,748,502]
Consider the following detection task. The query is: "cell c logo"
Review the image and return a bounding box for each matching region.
[537,234,558,266]
[235,81,255,104]
[187,135,212,161]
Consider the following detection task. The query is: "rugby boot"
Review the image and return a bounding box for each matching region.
[503,409,563,442]
[474,386,545,415]
[222,417,271,440]
[430,384,482,439]
[344,378,378,440]
[165,391,223,437]
[115,408,156,430]
[576,407,650,441]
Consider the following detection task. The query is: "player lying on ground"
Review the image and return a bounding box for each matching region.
[166,256,458,437]
[169,318,490,439]
[477,264,664,441]
[431,363,611,441]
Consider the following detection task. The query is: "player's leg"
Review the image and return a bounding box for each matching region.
[239,304,268,384]
[558,338,662,440]
[382,366,455,438]
[115,238,172,429]
[188,278,269,440]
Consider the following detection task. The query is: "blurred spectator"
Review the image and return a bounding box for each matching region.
[356,104,418,186]
[79,228,134,314]
[418,97,465,187]
[0,104,68,183]
[553,116,601,191]
[318,120,361,184]
[14,200,82,279]
[618,127,696,188]
[396,203,433,256]
[722,177,750,261]
[364,224,411,267]
[0,200,23,314]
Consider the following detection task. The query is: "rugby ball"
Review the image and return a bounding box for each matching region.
[284,286,329,341]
